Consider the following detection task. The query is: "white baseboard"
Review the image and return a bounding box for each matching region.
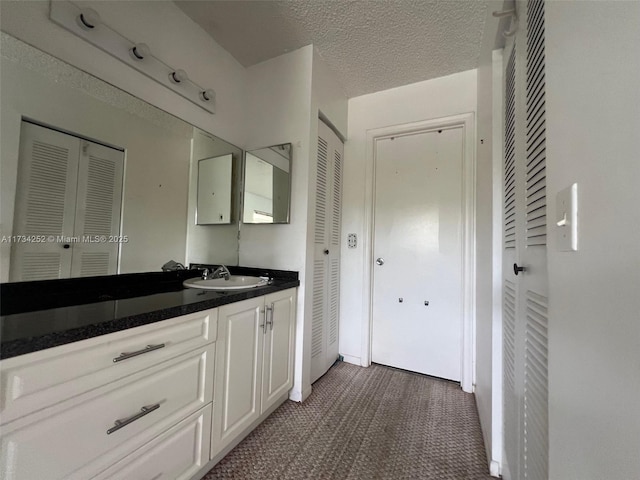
[489,460,501,477]
[341,354,361,366]
[289,384,312,403]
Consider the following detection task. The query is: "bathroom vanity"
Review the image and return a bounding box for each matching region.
[0,268,299,480]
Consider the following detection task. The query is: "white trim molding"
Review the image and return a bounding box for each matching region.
[490,47,505,476]
[360,112,477,393]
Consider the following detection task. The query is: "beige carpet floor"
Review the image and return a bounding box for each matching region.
[204,362,493,480]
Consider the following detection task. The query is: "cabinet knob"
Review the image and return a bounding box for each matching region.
[513,263,526,275]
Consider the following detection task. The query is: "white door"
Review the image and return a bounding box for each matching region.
[502,1,549,479]
[371,127,463,381]
[310,120,343,383]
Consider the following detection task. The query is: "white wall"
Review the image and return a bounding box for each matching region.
[475,51,496,468]
[0,38,193,279]
[0,0,246,149]
[311,49,349,138]
[473,3,504,475]
[240,46,347,401]
[340,70,477,365]
[241,46,314,401]
[545,2,640,479]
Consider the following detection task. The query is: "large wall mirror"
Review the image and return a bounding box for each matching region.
[242,144,292,224]
[0,33,241,282]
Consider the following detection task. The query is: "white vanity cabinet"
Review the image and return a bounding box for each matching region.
[0,286,298,480]
[211,288,296,458]
[0,309,217,480]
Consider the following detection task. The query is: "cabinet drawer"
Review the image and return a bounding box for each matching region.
[0,309,217,424]
[93,403,212,480]
[0,345,214,480]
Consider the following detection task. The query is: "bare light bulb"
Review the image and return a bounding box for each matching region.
[77,8,101,30]
[200,89,215,102]
[169,69,188,84]
[130,43,150,60]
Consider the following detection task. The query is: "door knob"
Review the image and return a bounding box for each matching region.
[324,249,329,255]
[513,263,526,275]
[376,258,384,266]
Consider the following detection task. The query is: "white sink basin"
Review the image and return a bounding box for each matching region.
[183,275,268,291]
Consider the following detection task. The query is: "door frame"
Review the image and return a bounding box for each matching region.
[361,112,476,393]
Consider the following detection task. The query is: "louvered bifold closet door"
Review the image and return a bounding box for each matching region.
[502,2,549,479]
[327,143,342,364]
[9,122,80,281]
[522,0,549,478]
[311,120,343,383]
[502,41,522,480]
[311,133,329,382]
[70,140,124,277]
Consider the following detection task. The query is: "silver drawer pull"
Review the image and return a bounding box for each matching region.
[107,403,160,435]
[266,303,274,330]
[113,344,165,363]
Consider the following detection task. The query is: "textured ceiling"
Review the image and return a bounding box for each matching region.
[175,0,488,98]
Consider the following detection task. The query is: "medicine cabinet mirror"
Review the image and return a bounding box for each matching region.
[195,137,240,225]
[242,144,292,224]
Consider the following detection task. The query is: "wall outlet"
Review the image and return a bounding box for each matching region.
[347,233,357,248]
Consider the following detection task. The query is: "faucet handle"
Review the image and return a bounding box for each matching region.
[201,268,210,280]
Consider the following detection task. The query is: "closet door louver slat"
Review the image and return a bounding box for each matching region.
[524,292,549,480]
[71,141,124,278]
[504,47,517,250]
[311,135,329,362]
[311,259,325,360]
[522,2,549,479]
[503,279,519,478]
[10,122,80,281]
[525,0,547,248]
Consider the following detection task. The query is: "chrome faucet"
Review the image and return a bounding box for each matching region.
[201,268,210,280]
[211,265,231,280]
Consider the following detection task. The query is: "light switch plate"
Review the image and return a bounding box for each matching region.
[347,233,357,248]
[556,183,578,251]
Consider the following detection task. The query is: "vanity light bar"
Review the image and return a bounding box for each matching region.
[50,1,216,114]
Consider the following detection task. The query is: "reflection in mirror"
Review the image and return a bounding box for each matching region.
[187,130,242,266]
[10,120,125,282]
[197,155,233,225]
[0,33,241,282]
[242,144,292,224]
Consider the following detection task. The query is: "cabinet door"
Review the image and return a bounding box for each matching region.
[261,288,296,414]
[212,296,265,456]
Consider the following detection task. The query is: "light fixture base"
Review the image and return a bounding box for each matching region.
[51,1,215,114]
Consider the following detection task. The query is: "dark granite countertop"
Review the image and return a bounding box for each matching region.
[0,266,299,360]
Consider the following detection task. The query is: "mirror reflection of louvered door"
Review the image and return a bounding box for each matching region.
[501,2,549,480]
[311,120,343,383]
[10,121,124,281]
[70,140,124,277]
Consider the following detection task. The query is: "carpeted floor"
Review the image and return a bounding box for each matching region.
[204,362,493,480]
